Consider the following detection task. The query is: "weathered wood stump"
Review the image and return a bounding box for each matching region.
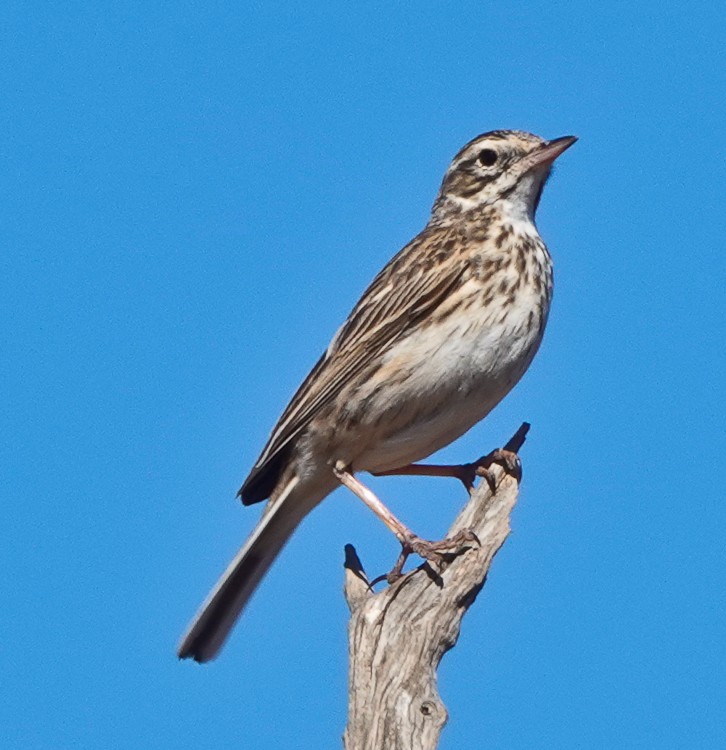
[343,424,529,750]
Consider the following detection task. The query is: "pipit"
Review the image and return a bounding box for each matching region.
[179,129,576,662]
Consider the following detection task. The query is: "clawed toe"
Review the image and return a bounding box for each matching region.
[454,447,522,494]
[408,528,480,559]
[380,528,479,582]
[491,448,522,477]
[473,447,522,489]
[453,464,479,493]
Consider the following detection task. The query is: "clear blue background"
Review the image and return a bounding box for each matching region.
[3,2,725,748]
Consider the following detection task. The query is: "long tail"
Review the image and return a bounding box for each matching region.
[178,477,319,663]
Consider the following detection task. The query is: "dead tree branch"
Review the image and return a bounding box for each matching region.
[342,423,529,750]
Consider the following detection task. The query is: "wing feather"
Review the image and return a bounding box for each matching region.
[239,225,466,502]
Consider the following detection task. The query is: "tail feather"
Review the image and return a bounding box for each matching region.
[178,477,315,663]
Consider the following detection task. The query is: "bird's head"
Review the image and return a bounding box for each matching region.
[432,130,577,222]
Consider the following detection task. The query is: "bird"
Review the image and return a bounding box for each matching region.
[178,129,577,662]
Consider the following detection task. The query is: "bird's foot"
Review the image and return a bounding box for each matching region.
[381,527,480,584]
[467,448,522,492]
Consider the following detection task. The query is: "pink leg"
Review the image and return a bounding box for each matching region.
[334,462,414,545]
[333,461,479,582]
[373,448,522,493]
[374,462,478,491]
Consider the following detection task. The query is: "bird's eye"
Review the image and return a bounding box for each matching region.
[478,149,498,167]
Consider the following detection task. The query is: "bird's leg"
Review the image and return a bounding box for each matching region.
[334,463,414,545]
[373,462,479,492]
[333,462,479,583]
[373,447,522,494]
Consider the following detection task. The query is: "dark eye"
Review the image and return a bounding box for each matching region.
[478,148,498,167]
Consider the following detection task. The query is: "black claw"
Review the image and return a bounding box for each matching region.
[476,466,497,493]
[457,464,478,493]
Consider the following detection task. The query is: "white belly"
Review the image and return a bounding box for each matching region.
[353,278,548,472]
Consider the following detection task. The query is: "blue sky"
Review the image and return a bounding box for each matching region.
[3,2,725,748]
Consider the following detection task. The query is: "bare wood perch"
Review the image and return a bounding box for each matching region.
[342,423,529,750]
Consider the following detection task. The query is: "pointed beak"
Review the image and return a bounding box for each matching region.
[525,135,578,171]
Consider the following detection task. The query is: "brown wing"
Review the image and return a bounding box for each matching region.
[239,224,466,503]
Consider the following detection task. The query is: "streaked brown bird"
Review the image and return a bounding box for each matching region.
[178,129,576,662]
